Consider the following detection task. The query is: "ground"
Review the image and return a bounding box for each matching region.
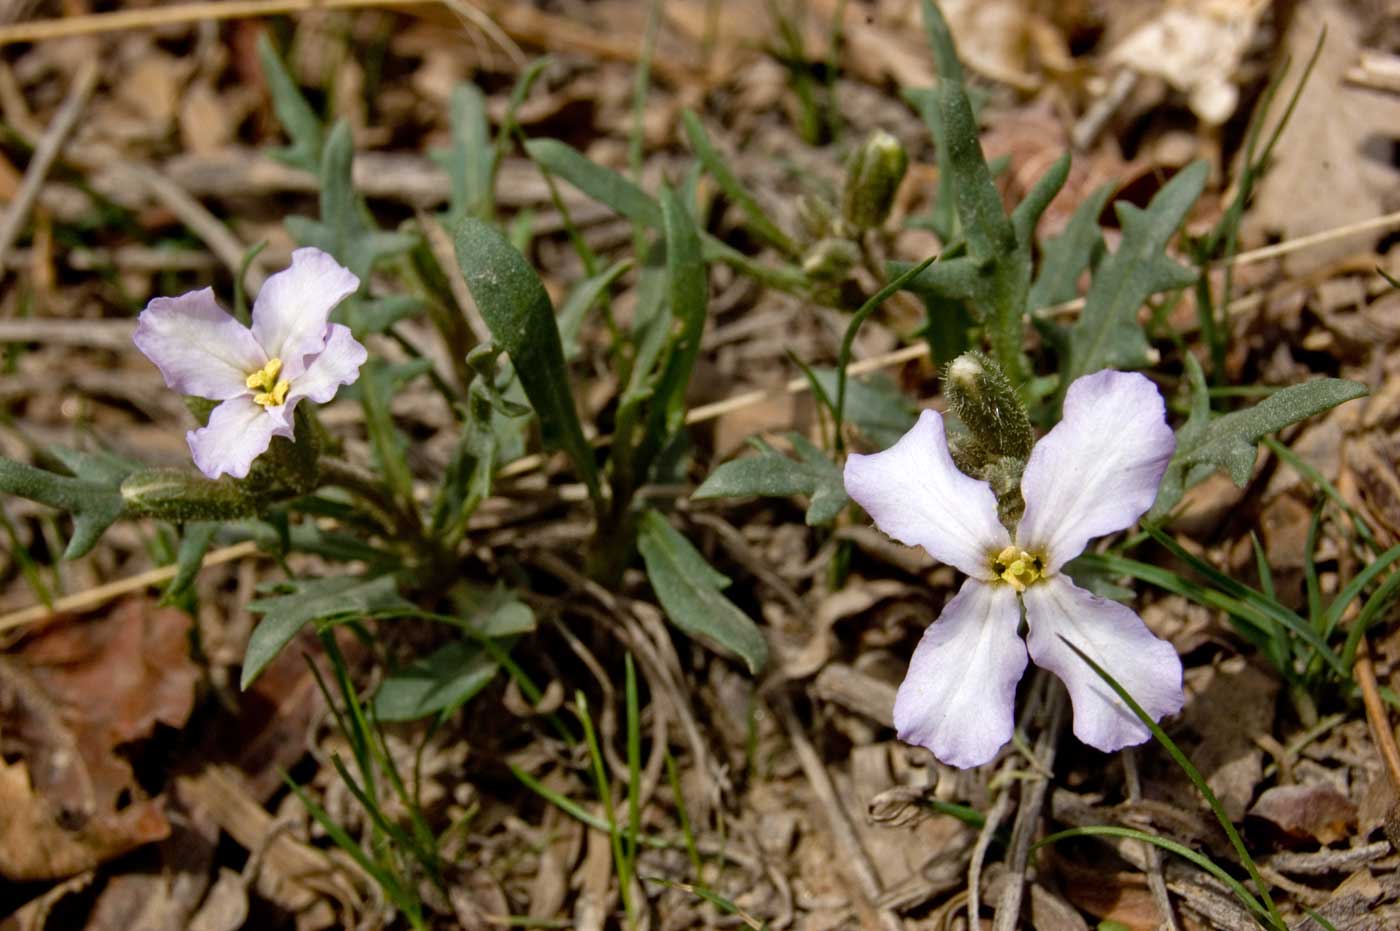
[1,1,1400,930]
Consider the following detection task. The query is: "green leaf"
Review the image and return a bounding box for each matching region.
[242,575,411,688]
[695,434,848,526]
[681,110,796,256]
[1151,356,1367,518]
[559,258,632,361]
[810,369,917,448]
[639,186,708,464]
[373,641,497,722]
[256,33,324,173]
[161,521,219,605]
[0,457,127,560]
[524,138,663,228]
[356,359,427,510]
[373,591,535,722]
[284,121,417,334]
[454,217,602,503]
[1029,181,1113,313]
[637,510,767,674]
[432,82,495,224]
[1065,162,1207,383]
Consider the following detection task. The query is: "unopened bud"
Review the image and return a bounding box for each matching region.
[797,193,837,240]
[841,130,908,230]
[944,351,1034,463]
[801,237,860,281]
[122,468,261,522]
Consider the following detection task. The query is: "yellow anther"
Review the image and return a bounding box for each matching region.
[246,357,289,408]
[993,545,1043,593]
[245,357,283,391]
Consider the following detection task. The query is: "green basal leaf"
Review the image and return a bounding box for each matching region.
[373,640,499,722]
[524,138,663,228]
[695,434,848,526]
[454,218,602,503]
[256,33,324,173]
[637,510,767,674]
[1028,181,1113,313]
[559,259,632,361]
[1151,356,1367,519]
[243,574,412,688]
[372,591,535,721]
[432,82,495,224]
[284,121,418,334]
[161,521,219,605]
[681,110,797,256]
[0,457,127,560]
[1065,161,1208,384]
[356,359,428,510]
[639,186,708,463]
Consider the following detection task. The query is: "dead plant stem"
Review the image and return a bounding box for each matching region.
[1354,639,1400,792]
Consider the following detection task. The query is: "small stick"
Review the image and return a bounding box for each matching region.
[0,540,262,633]
[111,161,267,292]
[993,682,1065,931]
[1355,638,1400,793]
[776,693,903,931]
[1124,747,1182,931]
[0,60,99,281]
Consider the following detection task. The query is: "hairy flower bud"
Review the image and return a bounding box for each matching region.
[801,237,861,281]
[944,351,1034,464]
[841,130,908,230]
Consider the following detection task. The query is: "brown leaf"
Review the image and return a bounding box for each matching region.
[1249,783,1358,845]
[0,599,198,880]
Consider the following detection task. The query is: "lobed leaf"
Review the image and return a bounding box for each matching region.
[256,33,324,173]
[695,434,848,526]
[243,574,412,688]
[637,510,767,674]
[1065,161,1208,384]
[1151,356,1367,518]
[0,457,127,560]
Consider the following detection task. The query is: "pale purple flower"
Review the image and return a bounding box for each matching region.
[844,370,1184,768]
[134,248,366,480]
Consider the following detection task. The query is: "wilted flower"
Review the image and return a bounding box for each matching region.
[134,248,366,480]
[844,370,1183,768]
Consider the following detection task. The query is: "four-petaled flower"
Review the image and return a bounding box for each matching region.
[844,370,1184,768]
[134,247,366,480]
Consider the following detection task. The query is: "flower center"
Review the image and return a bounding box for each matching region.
[246,357,290,408]
[992,545,1044,593]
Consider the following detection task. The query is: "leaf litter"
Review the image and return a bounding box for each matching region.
[1,0,1400,928]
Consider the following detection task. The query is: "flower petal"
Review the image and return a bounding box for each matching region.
[1016,370,1174,570]
[844,410,1010,579]
[251,247,360,378]
[287,323,368,405]
[134,289,266,400]
[893,579,1026,768]
[187,397,293,480]
[1023,575,1183,753]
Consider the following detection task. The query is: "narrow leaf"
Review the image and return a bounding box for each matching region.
[525,138,663,228]
[454,218,602,502]
[682,110,796,255]
[637,510,767,674]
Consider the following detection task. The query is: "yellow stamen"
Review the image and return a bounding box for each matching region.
[993,545,1043,593]
[246,357,289,408]
[245,357,283,391]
